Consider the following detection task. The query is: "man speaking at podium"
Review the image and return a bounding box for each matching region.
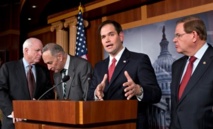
[87,20,162,129]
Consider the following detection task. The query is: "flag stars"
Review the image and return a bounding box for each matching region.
[75,10,88,59]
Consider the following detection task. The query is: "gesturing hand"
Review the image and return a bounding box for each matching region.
[123,71,142,100]
[94,74,108,101]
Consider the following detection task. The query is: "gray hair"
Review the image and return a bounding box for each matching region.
[23,38,33,53]
[42,43,65,56]
[22,38,42,53]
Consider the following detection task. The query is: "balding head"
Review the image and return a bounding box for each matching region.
[23,37,43,65]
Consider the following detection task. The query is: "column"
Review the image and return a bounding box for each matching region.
[50,21,68,53]
[64,17,77,55]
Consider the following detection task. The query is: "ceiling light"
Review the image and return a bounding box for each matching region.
[32,5,37,8]
[28,18,32,21]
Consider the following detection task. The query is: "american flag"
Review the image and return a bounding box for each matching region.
[75,10,88,60]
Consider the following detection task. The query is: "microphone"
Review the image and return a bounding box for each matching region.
[38,75,70,100]
[84,73,92,101]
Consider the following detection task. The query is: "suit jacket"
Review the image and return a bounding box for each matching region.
[170,44,213,129]
[54,55,93,101]
[87,49,161,129]
[0,59,54,129]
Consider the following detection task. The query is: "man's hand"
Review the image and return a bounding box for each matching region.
[94,74,108,101]
[123,71,143,100]
[12,111,22,123]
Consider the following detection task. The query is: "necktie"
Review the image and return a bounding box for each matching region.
[108,58,117,82]
[27,65,35,99]
[178,56,197,100]
[61,69,67,99]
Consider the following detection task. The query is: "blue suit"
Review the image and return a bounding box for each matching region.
[88,48,162,129]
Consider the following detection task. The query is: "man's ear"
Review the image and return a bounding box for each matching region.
[192,31,198,43]
[24,48,28,54]
[119,31,124,42]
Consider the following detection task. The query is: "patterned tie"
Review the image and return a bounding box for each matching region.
[61,69,67,99]
[108,58,117,82]
[178,56,197,100]
[27,65,35,99]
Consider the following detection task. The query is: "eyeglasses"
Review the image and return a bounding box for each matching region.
[174,33,186,38]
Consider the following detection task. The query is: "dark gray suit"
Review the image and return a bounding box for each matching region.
[170,44,213,129]
[0,59,54,129]
[54,55,93,101]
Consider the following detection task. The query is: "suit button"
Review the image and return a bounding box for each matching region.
[178,108,182,112]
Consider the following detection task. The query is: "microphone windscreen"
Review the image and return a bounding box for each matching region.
[62,75,70,82]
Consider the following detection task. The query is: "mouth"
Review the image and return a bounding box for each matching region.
[106,44,113,48]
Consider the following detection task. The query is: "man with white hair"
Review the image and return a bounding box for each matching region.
[0,37,54,129]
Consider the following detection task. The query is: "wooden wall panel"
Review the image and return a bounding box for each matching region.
[86,19,103,67]
[0,2,20,61]
[147,0,213,17]
[0,34,19,61]
[106,7,141,24]
[28,27,56,46]
[32,32,56,46]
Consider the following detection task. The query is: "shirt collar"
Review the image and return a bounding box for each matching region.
[193,43,208,60]
[64,54,70,70]
[22,58,34,68]
[109,47,125,65]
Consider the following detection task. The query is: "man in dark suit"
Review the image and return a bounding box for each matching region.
[87,20,162,129]
[42,43,93,101]
[0,37,54,129]
[170,16,213,129]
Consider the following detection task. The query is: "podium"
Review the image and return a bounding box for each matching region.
[13,100,137,129]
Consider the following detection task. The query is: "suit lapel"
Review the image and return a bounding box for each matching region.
[102,58,110,91]
[66,56,75,98]
[179,46,213,103]
[17,60,31,98]
[54,73,63,99]
[105,49,129,91]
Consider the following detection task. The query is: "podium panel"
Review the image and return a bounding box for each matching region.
[13,100,137,129]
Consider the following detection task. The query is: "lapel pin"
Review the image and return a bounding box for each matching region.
[123,60,126,63]
[203,61,206,64]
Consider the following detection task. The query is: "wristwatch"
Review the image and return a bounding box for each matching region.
[138,85,143,96]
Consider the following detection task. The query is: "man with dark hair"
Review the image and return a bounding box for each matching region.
[87,20,162,129]
[170,16,213,129]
